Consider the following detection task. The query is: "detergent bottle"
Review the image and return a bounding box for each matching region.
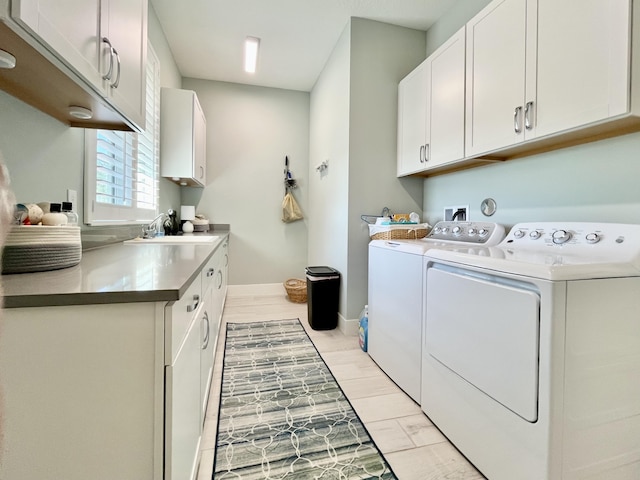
[358,305,368,352]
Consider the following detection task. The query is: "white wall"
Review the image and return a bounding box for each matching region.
[180,79,310,285]
[422,0,640,228]
[0,4,183,223]
[309,18,427,323]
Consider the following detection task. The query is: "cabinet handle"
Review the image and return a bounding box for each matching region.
[224,253,228,267]
[186,294,200,312]
[514,106,523,133]
[101,37,114,81]
[419,145,424,163]
[206,268,215,277]
[424,143,430,163]
[199,165,204,179]
[201,312,210,350]
[217,270,223,289]
[111,47,121,89]
[524,101,534,130]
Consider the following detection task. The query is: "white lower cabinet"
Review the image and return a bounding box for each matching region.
[0,240,228,480]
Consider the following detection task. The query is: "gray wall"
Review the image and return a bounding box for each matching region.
[308,18,426,325]
[422,0,640,228]
[180,79,310,285]
[0,4,182,226]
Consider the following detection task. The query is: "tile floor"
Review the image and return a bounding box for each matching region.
[196,287,485,480]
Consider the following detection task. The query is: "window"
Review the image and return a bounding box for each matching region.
[84,45,160,225]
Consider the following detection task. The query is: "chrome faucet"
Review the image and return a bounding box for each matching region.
[142,212,168,238]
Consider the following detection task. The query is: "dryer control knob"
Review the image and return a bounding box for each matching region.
[478,228,489,237]
[552,229,572,244]
[452,226,463,236]
[529,230,542,239]
[585,232,600,244]
[468,227,477,236]
[513,229,525,239]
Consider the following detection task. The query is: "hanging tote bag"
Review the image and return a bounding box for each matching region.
[282,191,303,223]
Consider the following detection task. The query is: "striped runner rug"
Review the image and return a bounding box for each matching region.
[213,318,396,479]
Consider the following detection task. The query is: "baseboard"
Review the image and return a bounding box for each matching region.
[227,283,286,296]
[339,314,359,336]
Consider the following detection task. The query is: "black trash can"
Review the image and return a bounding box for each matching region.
[305,266,340,330]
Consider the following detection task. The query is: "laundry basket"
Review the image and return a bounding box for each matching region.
[284,278,307,303]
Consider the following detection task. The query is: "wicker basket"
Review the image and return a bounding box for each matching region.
[284,278,307,303]
[368,223,430,240]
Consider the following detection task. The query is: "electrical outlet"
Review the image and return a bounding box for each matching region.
[444,205,469,221]
[67,189,78,207]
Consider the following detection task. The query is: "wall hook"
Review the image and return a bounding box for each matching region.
[316,159,329,173]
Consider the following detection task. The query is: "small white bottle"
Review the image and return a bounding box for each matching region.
[61,202,79,226]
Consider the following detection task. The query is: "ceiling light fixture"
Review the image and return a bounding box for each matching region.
[244,36,260,74]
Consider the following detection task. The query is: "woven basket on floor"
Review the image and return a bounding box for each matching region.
[284,278,307,303]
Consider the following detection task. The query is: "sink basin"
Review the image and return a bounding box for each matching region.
[124,235,219,245]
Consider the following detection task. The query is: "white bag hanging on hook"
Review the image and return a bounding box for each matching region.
[282,191,303,223]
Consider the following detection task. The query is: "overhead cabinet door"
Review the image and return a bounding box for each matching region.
[465,0,531,156]
[534,0,631,138]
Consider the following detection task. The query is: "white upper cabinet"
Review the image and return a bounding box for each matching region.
[428,27,466,168]
[466,0,634,158]
[397,27,465,176]
[99,0,148,130]
[397,59,429,176]
[161,88,207,187]
[9,0,147,130]
[465,0,530,156]
[534,0,631,138]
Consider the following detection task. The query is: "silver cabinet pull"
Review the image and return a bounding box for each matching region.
[514,106,523,133]
[206,268,215,277]
[186,294,200,312]
[111,47,121,88]
[524,101,534,130]
[201,312,210,350]
[424,143,430,163]
[217,270,223,289]
[419,145,425,163]
[199,165,205,179]
[101,37,114,81]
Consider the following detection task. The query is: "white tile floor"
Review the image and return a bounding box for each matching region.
[197,287,485,479]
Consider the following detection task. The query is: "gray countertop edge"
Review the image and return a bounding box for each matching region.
[2,231,229,309]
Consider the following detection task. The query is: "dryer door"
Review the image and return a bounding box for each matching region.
[425,263,540,422]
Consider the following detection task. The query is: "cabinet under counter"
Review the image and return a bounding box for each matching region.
[0,234,229,480]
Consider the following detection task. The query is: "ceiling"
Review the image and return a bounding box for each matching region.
[150,0,454,92]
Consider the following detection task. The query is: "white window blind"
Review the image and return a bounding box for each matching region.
[84,45,160,225]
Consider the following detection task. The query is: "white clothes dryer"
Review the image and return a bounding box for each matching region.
[367,221,505,403]
[422,222,640,480]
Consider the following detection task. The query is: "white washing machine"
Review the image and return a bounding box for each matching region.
[422,222,640,480]
[367,221,505,403]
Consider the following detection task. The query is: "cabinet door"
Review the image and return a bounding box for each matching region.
[428,26,466,168]
[194,94,207,186]
[534,0,631,138]
[397,59,429,176]
[200,289,215,422]
[11,0,103,89]
[465,0,528,156]
[166,314,201,480]
[101,0,147,130]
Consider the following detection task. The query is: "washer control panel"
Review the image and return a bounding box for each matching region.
[502,222,639,251]
[426,221,506,245]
